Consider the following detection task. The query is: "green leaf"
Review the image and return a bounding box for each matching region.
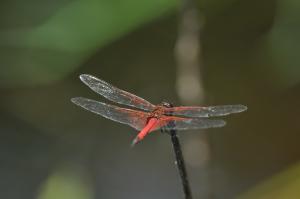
[0,0,178,87]
[238,162,300,199]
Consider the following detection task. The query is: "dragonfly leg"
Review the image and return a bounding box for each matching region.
[160,127,171,135]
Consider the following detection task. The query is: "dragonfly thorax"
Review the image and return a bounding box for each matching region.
[150,107,165,118]
[149,102,173,118]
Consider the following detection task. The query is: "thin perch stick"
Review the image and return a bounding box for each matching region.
[170,129,193,199]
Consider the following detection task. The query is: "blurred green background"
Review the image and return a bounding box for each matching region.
[1,0,300,198]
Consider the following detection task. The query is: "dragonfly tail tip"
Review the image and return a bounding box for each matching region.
[131,137,140,147]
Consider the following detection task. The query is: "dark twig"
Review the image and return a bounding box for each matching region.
[170,129,193,199]
[166,103,192,199]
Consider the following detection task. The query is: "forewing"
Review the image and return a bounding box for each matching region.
[165,104,247,118]
[79,74,155,111]
[71,97,150,131]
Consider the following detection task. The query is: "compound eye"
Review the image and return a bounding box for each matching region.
[162,102,172,107]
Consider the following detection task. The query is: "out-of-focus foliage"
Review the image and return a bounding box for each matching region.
[1,0,300,88]
[199,0,239,14]
[267,0,300,88]
[239,162,300,199]
[1,0,300,199]
[0,0,178,87]
[38,168,93,199]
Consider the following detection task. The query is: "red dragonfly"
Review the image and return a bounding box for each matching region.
[71,74,247,145]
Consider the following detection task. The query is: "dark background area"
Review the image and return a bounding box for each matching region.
[1,0,300,198]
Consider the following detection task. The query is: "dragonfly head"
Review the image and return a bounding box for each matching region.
[160,101,173,108]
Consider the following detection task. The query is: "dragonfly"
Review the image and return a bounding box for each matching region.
[71,74,247,145]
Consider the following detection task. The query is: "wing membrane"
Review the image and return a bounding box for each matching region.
[71,97,150,131]
[79,74,155,111]
[165,104,247,118]
[149,116,226,132]
[162,117,226,131]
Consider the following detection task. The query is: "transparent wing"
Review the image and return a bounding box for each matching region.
[79,74,155,111]
[150,116,226,132]
[71,97,150,131]
[161,117,226,131]
[164,104,247,118]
